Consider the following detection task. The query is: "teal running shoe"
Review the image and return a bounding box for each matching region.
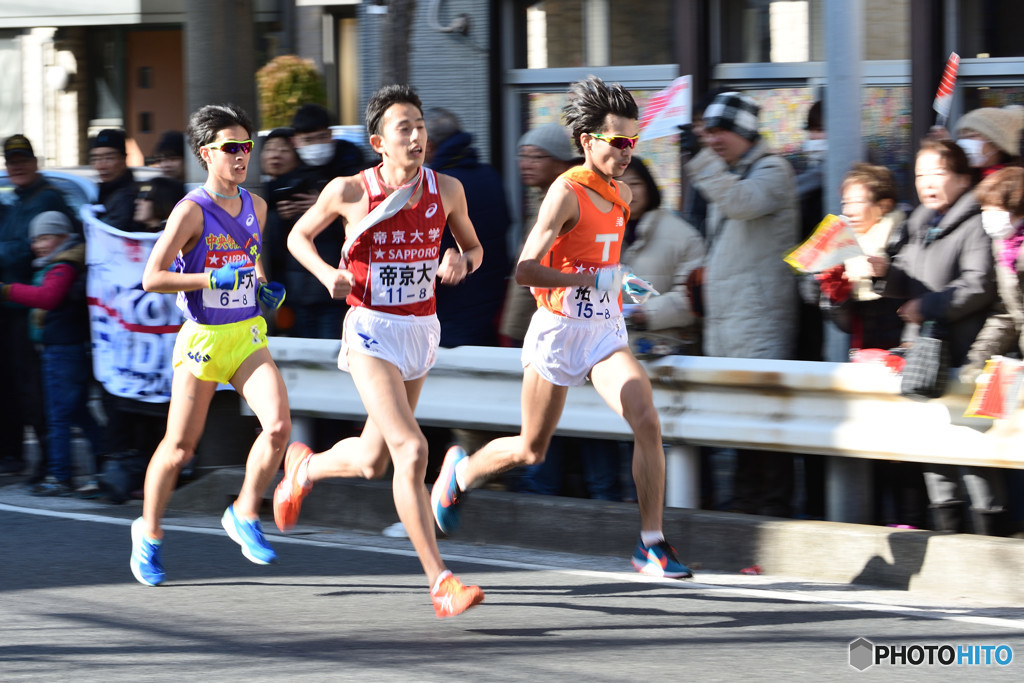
[631,539,693,579]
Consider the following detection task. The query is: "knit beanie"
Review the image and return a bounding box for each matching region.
[954,105,1024,157]
[154,130,185,158]
[29,211,72,240]
[702,92,761,141]
[518,123,576,161]
[92,128,127,155]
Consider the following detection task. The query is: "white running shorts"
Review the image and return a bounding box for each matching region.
[522,307,628,387]
[339,305,440,381]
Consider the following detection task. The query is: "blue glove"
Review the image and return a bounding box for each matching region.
[208,261,253,290]
[257,281,286,310]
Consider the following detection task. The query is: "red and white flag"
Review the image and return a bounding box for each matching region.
[639,76,692,141]
[933,52,960,124]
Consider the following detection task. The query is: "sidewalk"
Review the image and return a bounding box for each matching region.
[165,468,1024,607]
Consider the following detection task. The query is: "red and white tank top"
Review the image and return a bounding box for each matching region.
[346,166,447,316]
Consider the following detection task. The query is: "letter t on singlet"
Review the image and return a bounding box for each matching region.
[595,233,619,262]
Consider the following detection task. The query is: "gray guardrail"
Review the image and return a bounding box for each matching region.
[259,337,1023,524]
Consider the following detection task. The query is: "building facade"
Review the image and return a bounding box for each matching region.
[3,1,1024,227]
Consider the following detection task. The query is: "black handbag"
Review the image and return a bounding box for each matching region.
[900,321,950,399]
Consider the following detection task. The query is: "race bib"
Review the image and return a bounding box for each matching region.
[369,259,438,307]
[561,284,618,320]
[202,250,256,309]
[560,260,620,320]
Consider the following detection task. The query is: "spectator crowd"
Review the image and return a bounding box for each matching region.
[4,88,1024,540]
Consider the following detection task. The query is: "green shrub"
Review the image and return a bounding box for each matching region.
[256,55,327,129]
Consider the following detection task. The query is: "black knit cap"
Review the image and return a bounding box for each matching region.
[92,128,127,155]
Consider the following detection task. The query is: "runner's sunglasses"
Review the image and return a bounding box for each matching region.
[203,139,254,155]
[588,132,639,150]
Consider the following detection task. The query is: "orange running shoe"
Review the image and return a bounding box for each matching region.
[273,442,314,532]
[430,572,485,618]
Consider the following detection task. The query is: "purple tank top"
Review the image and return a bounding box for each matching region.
[174,187,261,325]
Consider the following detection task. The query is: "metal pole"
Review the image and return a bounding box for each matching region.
[183,0,257,186]
[666,444,700,509]
[823,1,872,522]
[823,0,864,216]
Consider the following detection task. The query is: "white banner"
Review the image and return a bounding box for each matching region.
[639,75,692,141]
[83,206,182,403]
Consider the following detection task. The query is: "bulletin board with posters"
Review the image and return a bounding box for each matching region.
[743,86,914,204]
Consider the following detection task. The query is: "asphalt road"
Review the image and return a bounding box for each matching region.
[3,493,1024,682]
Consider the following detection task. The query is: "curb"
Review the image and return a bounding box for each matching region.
[170,468,1024,605]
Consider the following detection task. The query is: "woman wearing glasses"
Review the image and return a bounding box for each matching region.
[129,104,290,587]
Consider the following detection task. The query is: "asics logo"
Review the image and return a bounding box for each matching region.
[425,203,438,218]
[246,213,255,226]
[437,593,453,614]
[358,332,379,350]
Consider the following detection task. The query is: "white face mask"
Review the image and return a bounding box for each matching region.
[982,210,1016,240]
[956,138,987,167]
[803,138,828,154]
[296,142,334,167]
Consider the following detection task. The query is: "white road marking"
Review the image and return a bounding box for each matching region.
[2,500,1022,631]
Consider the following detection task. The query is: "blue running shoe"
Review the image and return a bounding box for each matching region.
[631,539,693,579]
[221,504,277,565]
[130,517,166,586]
[430,445,466,534]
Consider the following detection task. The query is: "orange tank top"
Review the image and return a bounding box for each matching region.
[534,175,626,320]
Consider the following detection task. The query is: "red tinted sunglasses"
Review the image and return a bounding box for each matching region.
[203,139,254,155]
[589,132,639,150]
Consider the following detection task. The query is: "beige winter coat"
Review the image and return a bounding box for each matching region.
[685,140,800,359]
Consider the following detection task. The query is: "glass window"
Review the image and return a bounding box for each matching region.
[959,0,1024,59]
[715,0,908,63]
[718,0,817,63]
[517,1,673,69]
[962,86,1024,111]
